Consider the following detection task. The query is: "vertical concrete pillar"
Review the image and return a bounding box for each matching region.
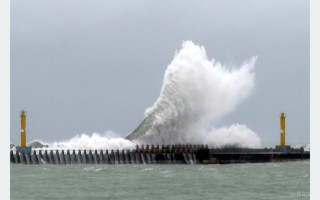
[15,151,20,164]
[99,150,105,164]
[25,151,32,164]
[38,150,44,164]
[110,150,115,164]
[10,150,15,164]
[32,150,39,164]
[135,151,141,164]
[105,150,109,164]
[45,150,50,164]
[70,150,76,164]
[78,150,83,164]
[126,150,131,164]
[83,150,88,164]
[60,150,66,164]
[88,150,93,164]
[55,150,60,164]
[94,150,99,164]
[65,150,69,164]
[116,149,120,164]
[20,151,26,164]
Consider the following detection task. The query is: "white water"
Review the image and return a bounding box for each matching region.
[127,41,260,148]
[21,41,263,150]
[28,131,136,150]
[293,144,310,151]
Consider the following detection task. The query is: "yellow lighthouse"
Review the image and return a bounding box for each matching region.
[16,110,32,153]
[21,110,26,147]
[280,112,285,146]
[275,112,290,153]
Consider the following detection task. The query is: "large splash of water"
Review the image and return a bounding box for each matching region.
[23,41,261,150]
[25,131,136,150]
[126,41,260,148]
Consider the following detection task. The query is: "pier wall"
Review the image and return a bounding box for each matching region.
[10,144,309,165]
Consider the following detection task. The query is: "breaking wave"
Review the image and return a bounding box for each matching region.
[126,41,261,148]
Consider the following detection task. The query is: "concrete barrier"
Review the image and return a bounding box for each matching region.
[10,144,309,165]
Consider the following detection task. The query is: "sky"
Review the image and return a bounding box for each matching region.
[10,0,310,146]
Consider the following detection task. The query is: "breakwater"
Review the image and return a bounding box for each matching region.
[10,144,309,165]
[10,144,204,165]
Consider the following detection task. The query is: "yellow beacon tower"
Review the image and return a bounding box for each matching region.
[21,110,26,147]
[16,110,32,153]
[280,112,285,146]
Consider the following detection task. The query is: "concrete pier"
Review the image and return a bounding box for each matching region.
[10,144,309,165]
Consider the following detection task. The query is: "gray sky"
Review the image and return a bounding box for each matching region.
[11,0,309,146]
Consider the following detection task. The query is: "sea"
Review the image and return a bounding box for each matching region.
[11,161,310,200]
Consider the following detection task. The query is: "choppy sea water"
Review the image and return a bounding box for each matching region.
[11,161,309,200]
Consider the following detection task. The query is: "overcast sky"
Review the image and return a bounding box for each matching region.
[10,0,309,146]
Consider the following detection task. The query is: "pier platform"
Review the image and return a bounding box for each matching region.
[10,144,309,165]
